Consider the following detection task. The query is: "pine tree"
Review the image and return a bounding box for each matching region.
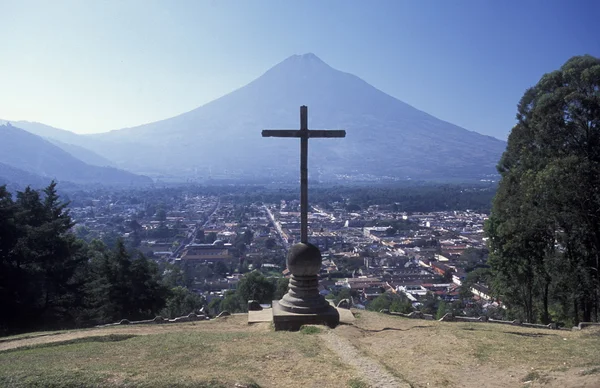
[1,182,88,333]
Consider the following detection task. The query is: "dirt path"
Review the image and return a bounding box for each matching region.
[321,329,410,388]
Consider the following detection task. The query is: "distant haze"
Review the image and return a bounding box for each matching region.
[1,1,599,139]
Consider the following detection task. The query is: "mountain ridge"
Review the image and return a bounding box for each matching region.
[0,124,152,186]
[4,53,506,181]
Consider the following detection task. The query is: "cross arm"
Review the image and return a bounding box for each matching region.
[306,130,346,138]
[262,129,346,138]
[262,130,302,137]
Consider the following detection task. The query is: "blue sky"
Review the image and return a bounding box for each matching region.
[0,0,598,139]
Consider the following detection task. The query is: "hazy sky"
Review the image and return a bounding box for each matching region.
[1,1,598,139]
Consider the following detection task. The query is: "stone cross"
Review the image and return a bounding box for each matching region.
[262,105,346,243]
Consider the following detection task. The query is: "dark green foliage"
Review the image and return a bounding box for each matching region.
[155,208,167,221]
[419,293,438,315]
[487,55,600,324]
[338,184,496,213]
[265,238,277,249]
[274,277,290,300]
[207,271,279,314]
[459,267,491,301]
[0,182,88,333]
[213,260,229,277]
[436,300,448,320]
[162,286,205,319]
[0,182,170,334]
[207,298,222,316]
[205,232,217,244]
[236,271,275,305]
[242,230,254,244]
[162,263,188,288]
[184,183,496,214]
[367,292,413,314]
[85,239,169,324]
[333,287,354,306]
[345,203,361,212]
[220,290,244,313]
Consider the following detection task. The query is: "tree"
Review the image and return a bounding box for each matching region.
[367,292,412,313]
[86,239,168,324]
[162,263,186,288]
[367,293,390,312]
[236,271,275,304]
[334,287,353,306]
[155,208,167,222]
[221,290,244,313]
[0,182,92,333]
[207,298,222,316]
[0,186,25,333]
[129,252,169,319]
[242,229,254,244]
[265,238,277,250]
[390,295,413,314]
[459,267,491,302]
[346,203,361,212]
[145,204,156,218]
[214,260,229,277]
[436,300,448,320]
[274,277,289,299]
[235,241,247,256]
[442,268,454,283]
[205,232,217,244]
[419,293,438,315]
[487,55,600,324]
[128,219,142,248]
[162,286,205,318]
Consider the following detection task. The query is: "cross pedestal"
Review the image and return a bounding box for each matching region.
[271,243,339,331]
[262,106,344,331]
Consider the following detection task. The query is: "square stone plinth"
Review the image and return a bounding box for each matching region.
[271,300,340,331]
[248,308,273,324]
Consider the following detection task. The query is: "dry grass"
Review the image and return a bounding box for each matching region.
[0,316,355,388]
[1,312,599,388]
[341,310,600,388]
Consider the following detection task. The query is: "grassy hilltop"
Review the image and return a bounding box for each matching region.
[0,311,599,388]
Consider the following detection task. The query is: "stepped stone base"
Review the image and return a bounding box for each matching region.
[272,300,340,331]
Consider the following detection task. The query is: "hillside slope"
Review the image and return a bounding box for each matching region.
[0,120,116,167]
[47,138,115,167]
[0,124,152,186]
[0,162,51,189]
[0,311,598,388]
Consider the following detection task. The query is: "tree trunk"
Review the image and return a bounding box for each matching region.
[582,296,592,323]
[527,281,534,323]
[542,282,550,324]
